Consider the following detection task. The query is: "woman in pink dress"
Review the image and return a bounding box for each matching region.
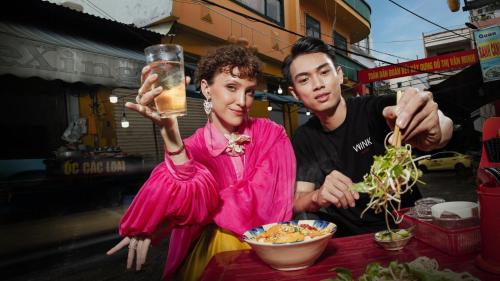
[107,45,295,280]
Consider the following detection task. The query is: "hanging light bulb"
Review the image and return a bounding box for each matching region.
[267,105,272,111]
[109,94,118,104]
[121,112,129,128]
[277,84,283,94]
[306,110,311,116]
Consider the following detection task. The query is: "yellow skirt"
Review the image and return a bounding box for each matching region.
[176,225,250,281]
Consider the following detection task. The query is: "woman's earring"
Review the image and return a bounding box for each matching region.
[203,99,212,115]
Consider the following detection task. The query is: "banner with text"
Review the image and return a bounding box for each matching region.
[357,50,478,84]
[0,33,144,88]
[474,25,500,82]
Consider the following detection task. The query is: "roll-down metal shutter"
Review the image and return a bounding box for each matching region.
[113,89,206,165]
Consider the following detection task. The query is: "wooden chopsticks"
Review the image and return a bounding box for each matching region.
[393,91,403,148]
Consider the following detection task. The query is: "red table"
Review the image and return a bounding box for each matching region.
[200,234,498,281]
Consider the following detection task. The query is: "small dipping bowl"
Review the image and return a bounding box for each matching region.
[374,228,413,251]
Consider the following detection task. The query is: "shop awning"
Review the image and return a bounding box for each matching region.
[430,63,500,122]
[0,22,147,88]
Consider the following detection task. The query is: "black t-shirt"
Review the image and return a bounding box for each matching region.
[292,95,421,237]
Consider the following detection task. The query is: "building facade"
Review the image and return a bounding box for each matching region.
[423,27,473,86]
[49,0,371,134]
[388,74,428,92]
[467,0,500,26]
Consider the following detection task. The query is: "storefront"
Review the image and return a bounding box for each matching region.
[0,2,308,271]
[0,0,166,264]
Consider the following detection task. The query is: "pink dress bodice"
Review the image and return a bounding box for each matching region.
[118,118,296,280]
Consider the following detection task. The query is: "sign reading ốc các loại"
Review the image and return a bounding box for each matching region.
[474,25,500,83]
[357,49,478,84]
[44,156,145,177]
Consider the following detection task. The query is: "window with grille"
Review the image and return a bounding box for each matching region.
[234,0,283,25]
[334,32,347,56]
[305,14,321,39]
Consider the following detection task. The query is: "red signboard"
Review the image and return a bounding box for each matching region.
[357,50,478,84]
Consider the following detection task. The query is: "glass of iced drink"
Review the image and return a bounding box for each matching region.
[144,44,186,118]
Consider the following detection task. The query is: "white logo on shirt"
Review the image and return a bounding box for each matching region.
[353,137,372,152]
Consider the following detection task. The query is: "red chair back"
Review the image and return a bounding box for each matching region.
[480,117,500,168]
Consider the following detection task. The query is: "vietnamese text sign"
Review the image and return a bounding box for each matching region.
[0,33,144,88]
[474,25,500,82]
[45,156,145,177]
[357,50,478,83]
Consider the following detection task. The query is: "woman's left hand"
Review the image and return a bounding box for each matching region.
[106,236,152,271]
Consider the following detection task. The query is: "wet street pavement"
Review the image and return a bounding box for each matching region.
[2,170,478,281]
[419,169,477,202]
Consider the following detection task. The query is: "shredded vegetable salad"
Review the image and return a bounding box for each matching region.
[351,133,429,231]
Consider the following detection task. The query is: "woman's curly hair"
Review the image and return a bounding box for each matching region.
[194,45,262,86]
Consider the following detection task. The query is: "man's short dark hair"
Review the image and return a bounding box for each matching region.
[282,37,336,86]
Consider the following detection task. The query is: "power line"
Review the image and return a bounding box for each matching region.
[379,69,469,89]
[199,0,452,78]
[374,34,470,44]
[386,0,471,41]
[373,23,470,44]
[373,39,422,44]
[369,66,474,91]
[82,0,156,45]
[298,23,414,61]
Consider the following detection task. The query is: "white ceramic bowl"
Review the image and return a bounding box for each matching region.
[431,201,478,219]
[431,201,479,229]
[243,220,336,271]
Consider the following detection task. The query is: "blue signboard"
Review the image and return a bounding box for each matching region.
[474,25,500,82]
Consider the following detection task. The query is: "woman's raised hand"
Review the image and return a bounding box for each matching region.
[106,236,152,271]
[126,65,191,126]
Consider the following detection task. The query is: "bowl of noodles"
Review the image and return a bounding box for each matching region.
[243,220,336,271]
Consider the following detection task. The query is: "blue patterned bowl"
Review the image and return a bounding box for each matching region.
[243,220,336,270]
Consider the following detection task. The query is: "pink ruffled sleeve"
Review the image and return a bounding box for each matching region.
[214,121,295,236]
[119,145,219,240]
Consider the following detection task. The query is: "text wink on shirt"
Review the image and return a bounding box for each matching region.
[352,137,372,153]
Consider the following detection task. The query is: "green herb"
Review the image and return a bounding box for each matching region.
[327,257,479,281]
[375,229,411,241]
[352,141,429,232]
[323,268,353,281]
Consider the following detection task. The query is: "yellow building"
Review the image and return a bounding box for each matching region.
[149,0,371,135]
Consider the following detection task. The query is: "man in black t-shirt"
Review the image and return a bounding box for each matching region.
[282,37,453,237]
